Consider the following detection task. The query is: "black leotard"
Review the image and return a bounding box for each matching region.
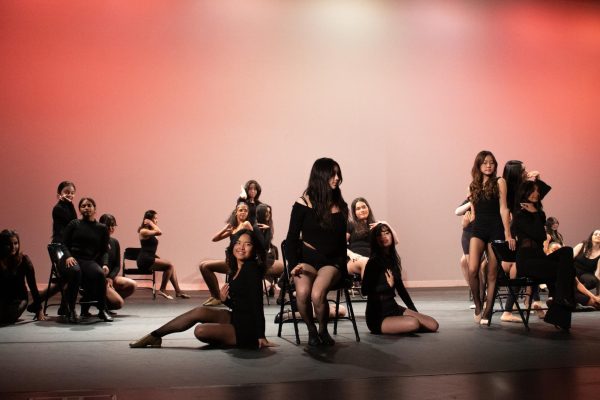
[137,236,158,270]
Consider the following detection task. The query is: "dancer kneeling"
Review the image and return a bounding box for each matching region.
[362,223,438,335]
[130,229,276,349]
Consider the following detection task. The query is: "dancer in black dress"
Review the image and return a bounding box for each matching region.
[346,197,377,278]
[237,179,263,225]
[572,229,600,291]
[62,197,112,322]
[130,229,276,349]
[362,223,438,334]
[0,230,45,324]
[467,151,514,326]
[136,210,189,300]
[286,157,348,346]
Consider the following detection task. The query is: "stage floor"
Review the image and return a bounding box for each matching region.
[2,287,599,399]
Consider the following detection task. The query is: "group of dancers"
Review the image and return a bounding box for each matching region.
[1,154,599,349]
[456,151,600,330]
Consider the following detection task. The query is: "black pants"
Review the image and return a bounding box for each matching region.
[77,259,107,310]
[57,258,82,310]
[517,247,575,303]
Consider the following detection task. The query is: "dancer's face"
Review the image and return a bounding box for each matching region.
[480,156,496,176]
[552,221,559,231]
[527,187,540,203]
[592,230,600,245]
[59,185,76,202]
[79,200,96,219]
[8,236,19,256]
[236,204,249,222]
[354,201,369,221]
[247,184,257,200]
[233,233,254,261]
[329,167,341,189]
[377,226,393,248]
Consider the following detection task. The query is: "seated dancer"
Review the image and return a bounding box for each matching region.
[346,197,377,278]
[361,223,438,335]
[98,214,136,311]
[511,181,575,330]
[62,198,112,322]
[199,201,256,306]
[130,229,276,349]
[0,230,45,324]
[255,203,284,295]
[545,217,565,250]
[572,229,600,292]
[136,210,189,300]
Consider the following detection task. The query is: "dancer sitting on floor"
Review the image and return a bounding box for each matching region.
[572,229,600,292]
[361,223,438,335]
[199,201,257,306]
[130,229,276,349]
[0,230,45,324]
[136,210,190,300]
[98,214,137,312]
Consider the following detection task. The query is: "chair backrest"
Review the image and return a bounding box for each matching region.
[491,240,516,263]
[123,247,141,261]
[47,243,64,266]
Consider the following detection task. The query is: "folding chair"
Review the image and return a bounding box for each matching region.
[43,243,66,315]
[490,240,547,330]
[276,240,360,344]
[122,247,156,299]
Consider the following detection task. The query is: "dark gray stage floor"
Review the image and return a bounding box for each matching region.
[2,287,599,399]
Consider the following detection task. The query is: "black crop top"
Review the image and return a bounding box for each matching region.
[285,201,347,269]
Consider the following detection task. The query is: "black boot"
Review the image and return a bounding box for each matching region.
[98,309,113,322]
[67,308,79,324]
[80,303,92,318]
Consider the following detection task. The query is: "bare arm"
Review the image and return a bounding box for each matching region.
[497,178,515,250]
[455,201,471,216]
[572,243,583,258]
[139,219,162,239]
[212,224,233,242]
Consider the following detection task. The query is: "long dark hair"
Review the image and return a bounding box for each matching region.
[0,229,22,266]
[545,217,564,245]
[227,202,250,227]
[305,157,348,228]
[243,180,262,203]
[469,151,499,204]
[138,210,157,232]
[99,214,117,227]
[369,223,402,281]
[225,229,266,278]
[517,181,543,211]
[579,230,599,258]
[503,160,525,213]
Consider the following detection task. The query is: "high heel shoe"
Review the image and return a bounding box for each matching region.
[67,309,79,324]
[319,331,335,346]
[129,334,162,348]
[98,309,113,322]
[176,292,191,299]
[203,297,222,306]
[157,290,174,300]
[308,330,322,347]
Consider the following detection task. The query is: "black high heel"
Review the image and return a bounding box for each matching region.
[319,330,335,346]
[308,330,322,347]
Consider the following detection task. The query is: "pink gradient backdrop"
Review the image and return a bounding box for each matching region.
[1,1,599,288]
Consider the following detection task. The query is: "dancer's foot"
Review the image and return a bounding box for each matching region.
[157,290,174,300]
[319,330,335,346]
[130,334,162,348]
[98,309,113,322]
[500,312,521,323]
[532,302,546,318]
[176,292,191,299]
[308,330,322,347]
[203,297,222,306]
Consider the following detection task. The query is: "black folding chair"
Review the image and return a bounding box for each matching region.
[276,240,360,344]
[43,243,66,315]
[122,247,156,299]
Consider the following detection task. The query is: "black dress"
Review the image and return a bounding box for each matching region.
[137,236,158,270]
[285,201,347,272]
[471,182,504,244]
[223,260,266,349]
[361,255,417,334]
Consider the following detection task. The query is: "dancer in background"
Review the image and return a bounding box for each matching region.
[136,210,190,300]
[572,229,600,292]
[237,180,263,225]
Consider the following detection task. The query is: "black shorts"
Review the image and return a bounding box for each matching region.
[301,244,344,271]
[366,298,406,334]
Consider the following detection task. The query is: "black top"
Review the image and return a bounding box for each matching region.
[52,200,77,243]
[0,255,42,308]
[574,252,600,275]
[223,260,266,348]
[512,208,547,261]
[361,254,417,312]
[347,221,371,257]
[107,237,121,279]
[137,235,158,269]
[285,201,347,270]
[508,179,552,214]
[62,219,109,265]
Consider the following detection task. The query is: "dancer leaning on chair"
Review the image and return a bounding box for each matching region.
[136,210,189,300]
[130,229,276,349]
[361,223,438,335]
[285,157,348,347]
[467,151,514,326]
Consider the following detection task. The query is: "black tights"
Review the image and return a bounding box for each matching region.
[517,247,575,303]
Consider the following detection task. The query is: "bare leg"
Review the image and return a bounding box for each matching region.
[468,237,486,319]
[459,254,469,284]
[105,284,125,310]
[403,309,439,332]
[152,259,185,294]
[199,259,229,299]
[112,276,137,299]
[265,260,284,281]
[347,256,369,278]
[194,323,237,346]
